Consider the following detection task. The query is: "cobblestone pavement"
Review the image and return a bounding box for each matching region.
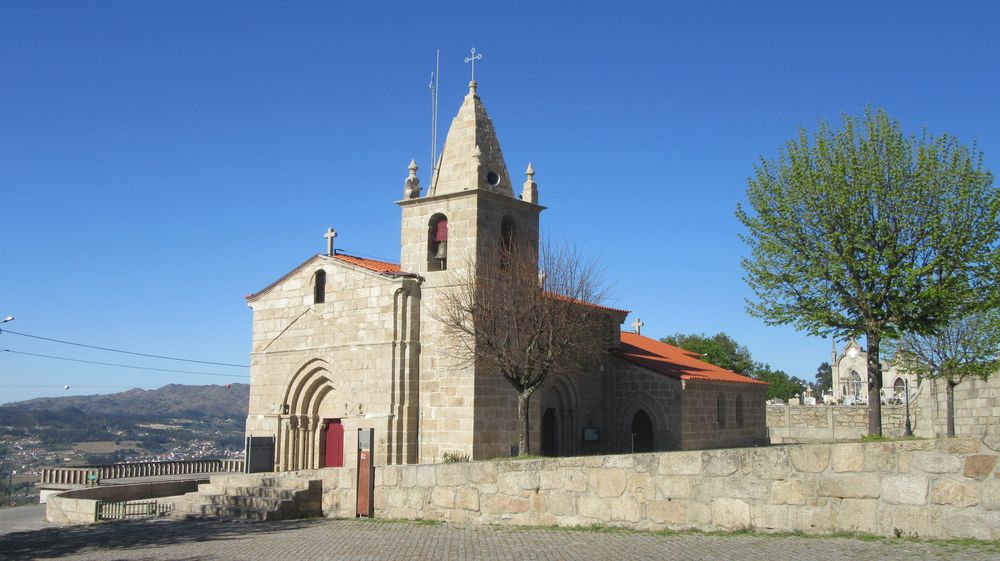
[0,517,996,561]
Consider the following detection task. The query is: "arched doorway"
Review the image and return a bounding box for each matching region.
[321,419,344,468]
[541,408,558,456]
[848,370,864,403]
[631,410,654,453]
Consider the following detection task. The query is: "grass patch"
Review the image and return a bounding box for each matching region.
[502,523,1000,551]
[407,518,444,527]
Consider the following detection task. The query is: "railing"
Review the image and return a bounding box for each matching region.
[95,499,171,521]
[40,459,245,487]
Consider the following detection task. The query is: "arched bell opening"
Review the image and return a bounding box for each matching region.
[428,213,449,271]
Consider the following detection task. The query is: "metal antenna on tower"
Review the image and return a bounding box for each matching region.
[429,49,441,175]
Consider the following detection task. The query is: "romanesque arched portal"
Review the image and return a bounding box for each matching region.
[277,358,350,471]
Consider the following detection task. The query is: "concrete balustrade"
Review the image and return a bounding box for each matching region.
[40,459,245,488]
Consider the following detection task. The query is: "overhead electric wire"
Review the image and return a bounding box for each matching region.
[2,349,249,378]
[0,329,248,368]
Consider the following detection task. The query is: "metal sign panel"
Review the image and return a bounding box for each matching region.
[245,436,275,473]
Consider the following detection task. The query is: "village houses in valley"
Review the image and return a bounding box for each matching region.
[243,77,768,471]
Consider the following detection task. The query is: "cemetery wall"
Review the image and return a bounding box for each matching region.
[767,376,1000,443]
[307,437,1000,540]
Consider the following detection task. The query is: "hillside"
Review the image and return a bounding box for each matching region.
[3,383,249,420]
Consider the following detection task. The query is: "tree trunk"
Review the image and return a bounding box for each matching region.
[866,332,883,436]
[517,392,530,456]
[946,380,956,437]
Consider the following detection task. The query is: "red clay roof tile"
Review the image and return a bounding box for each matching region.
[617,332,768,386]
[331,253,401,273]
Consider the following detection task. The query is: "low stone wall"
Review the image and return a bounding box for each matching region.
[46,480,204,525]
[305,438,1000,540]
[766,404,916,443]
[768,377,1000,444]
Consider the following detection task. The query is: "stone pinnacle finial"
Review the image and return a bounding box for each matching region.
[468,80,477,96]
[404,159,420,198]
[521,162,538,204]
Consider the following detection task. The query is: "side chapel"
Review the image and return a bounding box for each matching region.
[243,78,768,470]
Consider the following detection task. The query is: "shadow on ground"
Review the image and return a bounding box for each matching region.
[0,517,320,561]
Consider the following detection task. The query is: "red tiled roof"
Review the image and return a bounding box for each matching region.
[331,253,401,274]
[542,291,630,315]
[616,332,768,386]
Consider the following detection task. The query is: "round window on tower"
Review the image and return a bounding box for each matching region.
[486,171,500,186]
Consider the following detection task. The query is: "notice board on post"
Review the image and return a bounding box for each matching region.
[356,428,375,517]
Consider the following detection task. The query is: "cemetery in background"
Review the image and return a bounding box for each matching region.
[766,376,1000,443]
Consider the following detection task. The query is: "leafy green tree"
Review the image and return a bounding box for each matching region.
[893,311,1000,436]
[754,362,807,401]
[737,107,999,435]
[814,362,833,394]
[660,332,754,375]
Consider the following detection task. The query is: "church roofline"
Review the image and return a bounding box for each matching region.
[245,252,415,303]
[614,332,769,386]
[543,292,629,316]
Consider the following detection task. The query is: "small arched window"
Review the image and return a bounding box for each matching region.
[717,394,726,428]
[428,214,448,271]
[313,269,326,304]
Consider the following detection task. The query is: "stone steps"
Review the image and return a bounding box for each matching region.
[170,474,322,522]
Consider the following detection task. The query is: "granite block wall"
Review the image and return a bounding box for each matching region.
[308,437,1000,540]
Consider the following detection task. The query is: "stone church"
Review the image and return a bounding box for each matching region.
[243,79,768,471]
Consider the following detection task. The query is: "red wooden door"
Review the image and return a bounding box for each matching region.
[323,419,344,468]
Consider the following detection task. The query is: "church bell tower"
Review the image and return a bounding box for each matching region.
[397,74,544,461]
[397,79,543,278]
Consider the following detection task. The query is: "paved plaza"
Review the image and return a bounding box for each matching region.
[0,507,995,561]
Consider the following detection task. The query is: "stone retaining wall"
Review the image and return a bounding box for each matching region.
[304,438,1000,540]
[46,480,204,525]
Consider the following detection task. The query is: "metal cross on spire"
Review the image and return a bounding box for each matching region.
[464,48,482,81]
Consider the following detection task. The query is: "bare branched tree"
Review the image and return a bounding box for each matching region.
[436,240,611,455]
[893,311,1000,436]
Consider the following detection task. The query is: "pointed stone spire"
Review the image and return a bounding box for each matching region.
[403,159,420,199]
[521,163,538,204]
[427,83,513,197]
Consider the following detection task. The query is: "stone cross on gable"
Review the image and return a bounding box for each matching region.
[324,228,338,256]
[631,318,644,335]
[464,48,482,81]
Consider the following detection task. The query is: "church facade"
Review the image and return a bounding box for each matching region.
[243,80,768,470]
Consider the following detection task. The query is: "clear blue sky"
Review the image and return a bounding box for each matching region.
[2,1,998,403]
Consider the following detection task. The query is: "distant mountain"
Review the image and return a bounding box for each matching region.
[2,383,249,421]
